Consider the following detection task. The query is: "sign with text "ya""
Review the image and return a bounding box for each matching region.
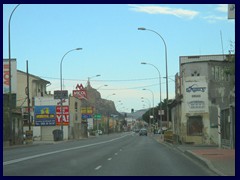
[56,106,69,126]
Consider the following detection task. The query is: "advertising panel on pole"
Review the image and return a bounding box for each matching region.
[56,106,69,126]
[73,83,87,100]
[3,59,17,94]
[34,106,56,126]
[54,90,68,99]
[185,77,208,113]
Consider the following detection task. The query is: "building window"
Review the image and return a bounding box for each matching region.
[75,102,78,112]
[187,116,203,136]
[75,114,78,121]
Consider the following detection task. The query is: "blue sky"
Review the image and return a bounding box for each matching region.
[3,4,235,112]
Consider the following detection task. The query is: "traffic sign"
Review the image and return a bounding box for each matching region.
[94,114,102,119]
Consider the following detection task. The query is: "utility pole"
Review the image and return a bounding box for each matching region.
[26,60,31,130]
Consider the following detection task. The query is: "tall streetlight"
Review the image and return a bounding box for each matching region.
[105,93,116,134]
[95,84,108,134]
[141,97,151,124]
[96,84,108,90]
[138,27,169,128]
[8,4,20,146]
[60,48,82,140]
[141,62,162,132]
[142,88,154,129]
[87,74,101,87]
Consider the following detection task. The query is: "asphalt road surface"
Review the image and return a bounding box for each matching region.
[3,132,217,176]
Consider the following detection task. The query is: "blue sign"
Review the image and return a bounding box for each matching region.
[82,114,92,119]
[34,106,56,126]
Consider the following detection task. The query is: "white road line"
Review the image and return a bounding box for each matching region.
[114,153,118,155]
[107,158,112,161]
[95,165,102,170]
[3,133,132,166]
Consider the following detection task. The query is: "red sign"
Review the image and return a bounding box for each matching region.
[72,83,87,100]
[56,106,69,126]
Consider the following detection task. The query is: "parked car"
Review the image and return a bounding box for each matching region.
[139,128,148,136]
[96,130,103,135]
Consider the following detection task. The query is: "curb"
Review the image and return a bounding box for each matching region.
[184,150,226,176]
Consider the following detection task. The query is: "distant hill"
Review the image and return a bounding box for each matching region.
[82,82,123,118]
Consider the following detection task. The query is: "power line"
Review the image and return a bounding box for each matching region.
[39,75,175,82]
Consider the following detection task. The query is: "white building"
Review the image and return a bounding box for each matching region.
[171,54,234,146]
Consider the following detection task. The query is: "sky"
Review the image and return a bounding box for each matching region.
[3,4,235,112]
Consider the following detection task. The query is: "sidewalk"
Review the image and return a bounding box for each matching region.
[152,134,235,176]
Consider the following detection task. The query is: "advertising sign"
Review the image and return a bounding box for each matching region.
[56,106,69,126]
[3,59,17,94]
[34,106,56,126]
[73,83,87,100]
[185,78,208,113]
[81,107,93,114]
[54,90,68,99]
[87,118,93,129]
[82,114,92,119]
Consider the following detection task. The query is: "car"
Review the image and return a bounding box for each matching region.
[139,128,148,136]
[96,130,103,135]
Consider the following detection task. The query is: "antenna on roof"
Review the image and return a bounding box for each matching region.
[220,30,225,60]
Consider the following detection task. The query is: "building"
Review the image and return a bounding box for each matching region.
[3,58,51,145]
[171,54,235,147]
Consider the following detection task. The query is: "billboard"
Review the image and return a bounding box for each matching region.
[34,106,56,126]
[3,59,17,94]
[73,83,87,100]
[185,77,208,113]
[56,106,69,126]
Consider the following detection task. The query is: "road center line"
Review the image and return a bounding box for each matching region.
[108,158,112,161]
[95,165,102,170]
[3,133,132,166]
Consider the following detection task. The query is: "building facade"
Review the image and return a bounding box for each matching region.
[171,54,234,146]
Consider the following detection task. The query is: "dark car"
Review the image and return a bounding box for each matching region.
[139,128,148,136]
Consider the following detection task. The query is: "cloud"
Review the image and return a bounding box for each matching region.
[203,15,226,23]
[215,4,228,13]
[129,4,199,19]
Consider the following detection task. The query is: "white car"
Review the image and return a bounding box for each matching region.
[96,130,103,135]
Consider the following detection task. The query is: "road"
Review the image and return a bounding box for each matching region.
[3,132,217,176]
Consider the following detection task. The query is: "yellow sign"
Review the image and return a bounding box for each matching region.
[81,107,93,114]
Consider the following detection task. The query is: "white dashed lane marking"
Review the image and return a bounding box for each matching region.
[95,165,102,170]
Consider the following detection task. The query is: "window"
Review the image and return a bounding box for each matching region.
[75,102,78,112]
[187,116,203,136]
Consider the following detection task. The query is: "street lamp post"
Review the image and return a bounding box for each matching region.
[87,74,101,87]
[105,93,116,134]
[60,48,82,140]
[141,62,162,134]
[95,84,108,134]
[142,88,154,130]
[141,97,151,124]
[138,27,169,128]
[8,4,20,146]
